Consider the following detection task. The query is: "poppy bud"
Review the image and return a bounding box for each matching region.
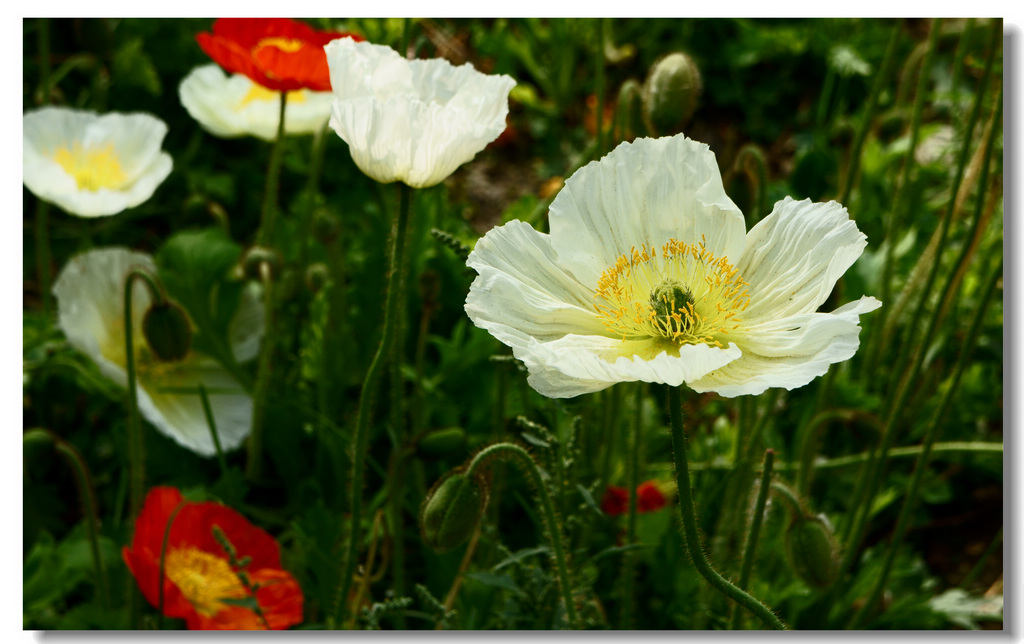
[642,52,702,136]
[420,470,487,552]
[241,246,281,282]
[142,301,193,362]
[785,513,840,589]
[417,427,467,458]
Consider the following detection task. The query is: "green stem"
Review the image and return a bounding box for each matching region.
[958,527,1002,590]
[256,91,287,247]
[245,263,275,482]
[848,256,1002,628]
[734,144,767,223]
[466,442,579,629]
[299,121,329,269]
[730,449,774,630]
[198,383,227,477]
[329,183,413,629]
[839,19,902,205]
[666,386,786,630]
[618,382,643,629]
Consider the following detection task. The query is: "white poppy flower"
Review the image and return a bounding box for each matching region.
[53,248,263,456]
[324,38,515,188]
[179,64,335,141]
[465,135,881,399]
[23,107,173,218]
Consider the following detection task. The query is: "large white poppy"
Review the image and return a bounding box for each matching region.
[23,107,173,218]
[179,64,335,141]
[53,248,263,456]
[324,38,515,188]
[465,135,881,399]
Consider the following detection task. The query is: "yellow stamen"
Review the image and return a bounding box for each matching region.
[52,142,126,191]
[164,547,247,618]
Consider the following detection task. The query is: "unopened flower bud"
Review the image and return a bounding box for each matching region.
[785,513,840,589]
[417,427,467,458]
[241,246,281,282]
[305,263,330,294]
[420,470,487,552]
[142,301,193,362]
[643,52,702,136]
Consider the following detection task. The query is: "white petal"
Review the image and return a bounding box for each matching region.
[547,135,746,287]
[466,220,604,341]
[179,64,333,141]
[137,357,252,456]
[689,296,882,397]
[229,282,265,363]
[738,197,869,321]
[325,38,514,188]
[23,106,172,218]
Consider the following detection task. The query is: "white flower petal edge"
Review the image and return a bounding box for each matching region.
[688,296,882,397]
[465,134,880,399]
[23,107,172,218]
[53,248,261,456]
[179,64,334,141]
[325,38,515,188]
[548,135,747,287]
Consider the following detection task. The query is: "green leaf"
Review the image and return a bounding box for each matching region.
[493,546,549,571]
[464,572,526,596]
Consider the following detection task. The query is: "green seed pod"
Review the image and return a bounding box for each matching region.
[420,470,487,552]
[142,301,193,362]
[241,246,281,282]
[417,427,467,458]
[785,514,840,589]
[642,52,703,136]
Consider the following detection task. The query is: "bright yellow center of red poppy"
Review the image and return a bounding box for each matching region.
[254,37,305,54]
[52,142,126,191]
[594,237,750,347]
[165,547,247,617]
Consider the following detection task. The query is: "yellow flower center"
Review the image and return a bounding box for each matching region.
[52,142,126,191]
[164,547,247,617]
[239,84,307,106]
[255,37,305,54]
[594,237,750,348]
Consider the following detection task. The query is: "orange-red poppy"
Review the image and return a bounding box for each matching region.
[601,480,669,516]
[122,486,304,630]
[197,18,363,92]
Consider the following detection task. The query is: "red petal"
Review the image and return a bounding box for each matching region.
[601,485,629,516]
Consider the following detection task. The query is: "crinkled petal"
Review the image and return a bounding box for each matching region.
[548,135,746,287]
[689,296,882,397]
[325,38,514,188]
[738,197,869,321]
[466,220,604,341]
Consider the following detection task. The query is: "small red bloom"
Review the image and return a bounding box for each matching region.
[601,480,669,516]
[197,18,363,92]
[122,487,303,630]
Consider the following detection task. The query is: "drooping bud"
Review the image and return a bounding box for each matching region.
[642,52,703,136]
[615,78,645,140]
[417,427,467,458]
[142,301,193,362]
[420,469,488,552]
[785,513,840,589]
[241,246,281,282]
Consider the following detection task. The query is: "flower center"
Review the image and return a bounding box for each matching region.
[239,84,307,106]
[164,547,247,618]
[52,142,126,191]
[254,37,305,54]
[594,237,750,347]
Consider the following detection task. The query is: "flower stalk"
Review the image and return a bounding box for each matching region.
[246,260,275,482]
[256,91,288,247]
[730,448,775,629]
[198,383,228,477]
[464,442,580,629]
[329,183,413,629]
[666,386,786,630]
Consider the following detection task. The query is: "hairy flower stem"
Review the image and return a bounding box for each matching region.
[256,91,287,247]
[730,449,774,629]
[465,443,580,629]
[329,183,413,629]
[666,386,786,630]
[617,383,644,629]
[299,122,329,269]
[245,262,275,482]
[848,256,1003,629]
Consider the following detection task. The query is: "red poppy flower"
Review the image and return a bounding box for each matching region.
[197,18,363,92]
[122,486,303,630]
[601,480,669,516]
